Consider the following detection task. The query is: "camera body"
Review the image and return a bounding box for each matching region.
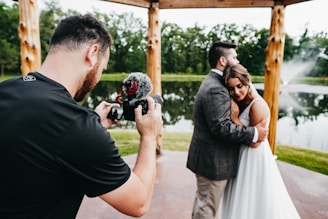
[108,99,148,121]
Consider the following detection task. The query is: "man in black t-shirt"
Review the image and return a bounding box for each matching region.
[0,14,163,218]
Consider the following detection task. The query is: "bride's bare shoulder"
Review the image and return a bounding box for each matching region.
[249,98,270,125]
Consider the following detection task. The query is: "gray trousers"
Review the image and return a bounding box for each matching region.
[191,174,228,219]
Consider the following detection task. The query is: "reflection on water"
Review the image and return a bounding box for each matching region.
[277,115,328,152]
[85,81,328,152]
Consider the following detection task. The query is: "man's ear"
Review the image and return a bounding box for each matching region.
[86,44,99,67]
[218,56,227,67]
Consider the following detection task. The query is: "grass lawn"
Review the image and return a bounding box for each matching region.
[109,129,328,176]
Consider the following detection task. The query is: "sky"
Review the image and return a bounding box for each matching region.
[2,0,327,37]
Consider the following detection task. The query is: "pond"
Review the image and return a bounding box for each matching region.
[82,81,328,153]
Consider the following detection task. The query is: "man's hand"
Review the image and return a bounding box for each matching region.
[134,97,163,138]
[95,101,120,128]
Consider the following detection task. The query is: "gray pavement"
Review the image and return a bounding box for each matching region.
[77,151,328,219]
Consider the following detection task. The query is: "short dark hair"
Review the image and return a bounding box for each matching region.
[208,41,237,68]
[49,14,112,55]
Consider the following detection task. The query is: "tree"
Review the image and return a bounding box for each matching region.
[284,34,297,61]
[0,2,20,74]
[161,22,186,73]
[237,27,269,76]
[182,25,209,74]
[95,12,147,73]
[39,0,66,62]
[310,32,328,77]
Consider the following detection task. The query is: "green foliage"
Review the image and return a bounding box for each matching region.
[96,12,147,73]
[236,27,268,76]
[0,2,20,75]
[0,39,19,76]
[161,22,188,73]
[39,0,67,61]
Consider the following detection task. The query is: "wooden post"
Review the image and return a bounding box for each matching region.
[147,2,162,95]
[263,5,286,154]
[146,2,162,154]
[18,0,41,76]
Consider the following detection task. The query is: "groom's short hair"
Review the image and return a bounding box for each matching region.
[208,41,237,68]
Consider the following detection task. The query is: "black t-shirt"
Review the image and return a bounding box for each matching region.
[0,73,131,218]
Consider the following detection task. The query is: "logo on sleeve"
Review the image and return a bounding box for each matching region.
[23,75,36,82]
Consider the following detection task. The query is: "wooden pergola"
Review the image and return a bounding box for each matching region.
[18,0,311,154]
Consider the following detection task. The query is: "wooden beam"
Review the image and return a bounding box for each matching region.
[100,0,310,9]
[263,5,286,154]
[159,0,274,9]
[101,0,151,8]
[18,0,41,75]
[280,0,311,6]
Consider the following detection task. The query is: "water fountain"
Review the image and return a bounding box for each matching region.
[280,59,316,86]
[276,49,328,152]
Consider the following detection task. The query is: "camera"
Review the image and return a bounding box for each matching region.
[107,94,163,121]
[107,72,163,121]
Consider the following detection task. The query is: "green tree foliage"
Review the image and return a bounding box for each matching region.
[310,32,328,77]
[39,0,67,62]
[94,12,147,73]
[181,25,209,74]
[284,34,297,61]
[161,22,186,73]
[0,0,327,77]
[234,26,268,76]
[0,2,20,75]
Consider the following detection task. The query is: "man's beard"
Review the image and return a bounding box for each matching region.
[74,63,99,102]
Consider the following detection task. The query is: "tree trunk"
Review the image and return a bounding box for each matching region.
[1,64,4,77]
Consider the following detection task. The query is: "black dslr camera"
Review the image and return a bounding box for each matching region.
[107,72,163,121]
[108,94,162,121]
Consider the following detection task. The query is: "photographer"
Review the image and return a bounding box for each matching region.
[0,14,163,218]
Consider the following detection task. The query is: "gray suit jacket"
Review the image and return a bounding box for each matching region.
[187,71,255,180]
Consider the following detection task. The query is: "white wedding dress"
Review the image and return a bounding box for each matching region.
[219,98,300,219]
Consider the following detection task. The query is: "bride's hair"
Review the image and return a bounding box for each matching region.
[224,63,257,101]
[224,63,251,87]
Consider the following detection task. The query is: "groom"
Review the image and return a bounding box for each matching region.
[186,41,268,219]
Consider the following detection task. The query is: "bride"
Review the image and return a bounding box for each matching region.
[219,63,300,219]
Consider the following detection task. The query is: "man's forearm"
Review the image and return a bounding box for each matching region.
[133,135,157,206]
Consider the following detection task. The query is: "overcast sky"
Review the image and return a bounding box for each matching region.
[2,0,327,37]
